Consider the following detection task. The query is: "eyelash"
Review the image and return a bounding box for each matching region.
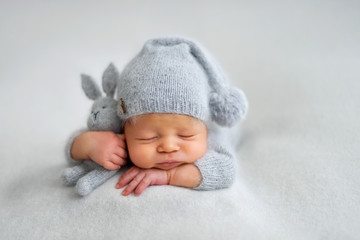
[137,137,158,141]
[136,135,195,141]
[178,135,195,139]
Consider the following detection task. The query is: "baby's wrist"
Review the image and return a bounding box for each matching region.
[167,168,177,185]
[167,164,202,188]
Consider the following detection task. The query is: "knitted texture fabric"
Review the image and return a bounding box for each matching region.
[116,37,248,127]
[194,141,236,190]
[62,64,122,196]
[193,120,239,190]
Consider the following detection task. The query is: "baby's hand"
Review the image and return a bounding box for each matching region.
[115,166,169,196]
[86,132,128,170]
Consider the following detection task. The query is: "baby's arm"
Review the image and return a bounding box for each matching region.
[166,144,236,191]
[193,144,236,190]
[115,144,235,195]
[167,143,237,190]
[115,164,201,196]
[115,134,236,195]
[69,131,128,170]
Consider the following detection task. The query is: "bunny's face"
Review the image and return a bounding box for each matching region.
[87,97,121,133]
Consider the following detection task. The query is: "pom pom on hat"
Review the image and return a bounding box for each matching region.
[210,87,248,126]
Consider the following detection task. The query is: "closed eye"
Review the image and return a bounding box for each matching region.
[178,134,195,139]
[136,137,158,141]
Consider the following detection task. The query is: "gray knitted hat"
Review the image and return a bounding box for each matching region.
[116,37,248,127]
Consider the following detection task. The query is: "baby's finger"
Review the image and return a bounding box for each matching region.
[134,177,152,196]
[103,161,121,171]
[116,135,127,149]
[116,167,139,189]
[122,172,146,196]
[114,148,128,159]
[110,154,126,166]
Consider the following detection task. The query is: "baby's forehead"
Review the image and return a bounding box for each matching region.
[125,113,206,129]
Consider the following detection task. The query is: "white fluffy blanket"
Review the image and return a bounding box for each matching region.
[1,1,359,239]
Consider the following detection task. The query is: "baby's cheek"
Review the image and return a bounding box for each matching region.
[128,146,155,169]
[188,141,207,162]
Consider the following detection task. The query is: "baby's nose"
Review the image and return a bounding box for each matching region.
[157,137,180,153]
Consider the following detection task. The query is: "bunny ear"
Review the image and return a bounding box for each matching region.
[81,74,102,100]
[102,63,119,98]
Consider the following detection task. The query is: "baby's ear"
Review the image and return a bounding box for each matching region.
[81,74,102,100]
[102,63,119,98]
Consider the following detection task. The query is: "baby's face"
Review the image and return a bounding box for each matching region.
[124,113,207,170]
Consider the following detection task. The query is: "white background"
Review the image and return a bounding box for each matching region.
[1,1,359,239]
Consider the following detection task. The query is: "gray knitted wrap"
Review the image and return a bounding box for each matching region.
[116,37,248,127]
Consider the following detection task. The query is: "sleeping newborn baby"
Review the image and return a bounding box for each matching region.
[66,37,248,196]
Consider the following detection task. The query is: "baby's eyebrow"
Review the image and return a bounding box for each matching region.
[177,127,199,133]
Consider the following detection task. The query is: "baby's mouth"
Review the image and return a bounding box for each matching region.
[157,161,182,169]
[160,160,180,164]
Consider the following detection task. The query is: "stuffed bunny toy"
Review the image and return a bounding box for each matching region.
[62,63,123,196]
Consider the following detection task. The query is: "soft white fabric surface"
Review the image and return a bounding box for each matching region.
[1,1,359,239]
